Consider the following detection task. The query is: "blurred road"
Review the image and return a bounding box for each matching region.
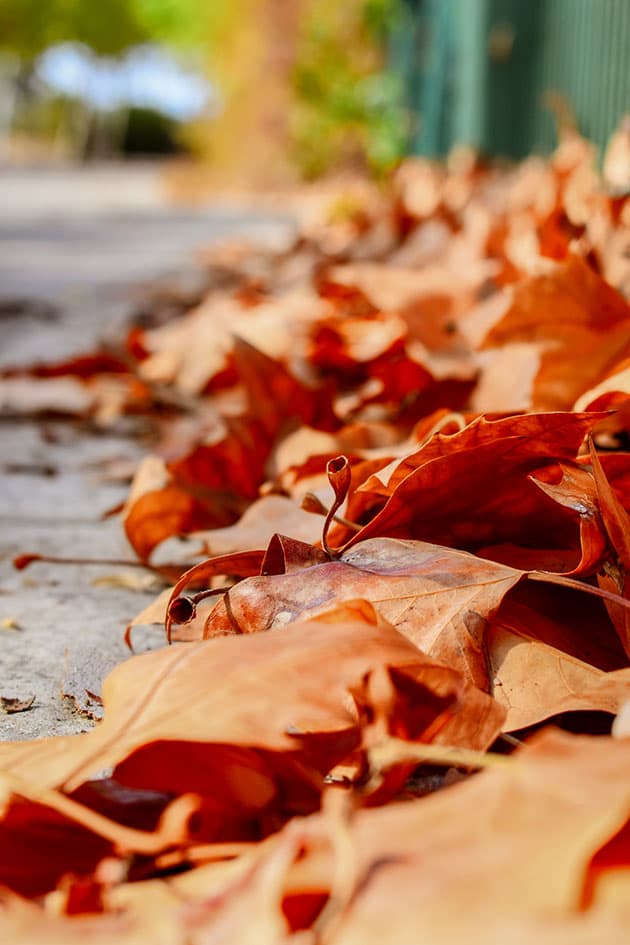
[0,162,292,741]
[0,161,293,363]
[0,162,291,297]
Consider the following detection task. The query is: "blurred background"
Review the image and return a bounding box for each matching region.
[0,0,628,183]
[0,0,403,181]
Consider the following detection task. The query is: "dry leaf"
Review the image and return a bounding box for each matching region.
[201,535,626,697]
[5,127,630,943]
[283,730,630,945]
[0,613,502,799]
[0,696,35,715]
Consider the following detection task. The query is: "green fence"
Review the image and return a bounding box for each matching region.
[392,0,630,159]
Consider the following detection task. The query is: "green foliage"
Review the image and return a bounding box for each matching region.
[133,0,241,50]
[0,0,56,58]
[0,0,244,61]
[66,0,147,55]
[0,0,148,58]
[291,0,408,177]
[362,0,404,38]
[0,0,408,178]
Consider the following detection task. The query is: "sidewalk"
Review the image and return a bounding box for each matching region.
[0,162,293,740]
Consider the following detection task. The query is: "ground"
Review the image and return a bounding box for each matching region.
[0,161,292,740]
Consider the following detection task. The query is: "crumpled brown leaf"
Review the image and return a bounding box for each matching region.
[275,729,630,945]
[480,255,630,410]
[5,126,630,944]
[199,534,629,705]
[0,609,503,800]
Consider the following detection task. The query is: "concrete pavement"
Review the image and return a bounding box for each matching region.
[0,162,293,740]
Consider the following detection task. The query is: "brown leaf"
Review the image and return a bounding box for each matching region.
[233,336,340,435]
[276,730,630,944]
[530,461,607,574]
[201,537,526,691]
[3,732,629,941]
[335,411,604,564]
[203,533,630,704]
[0,773,198,898]
[188,495,323,558]
[123,457,232,563]
[6,136,630,944]
[0,696,35,715]
[0,614,502,816]
[589,440,630,657]
[481,255,630,410]
[488,622,630,730]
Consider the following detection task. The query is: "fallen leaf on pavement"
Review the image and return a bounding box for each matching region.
[4,124,630,943]
[0,697,35,715]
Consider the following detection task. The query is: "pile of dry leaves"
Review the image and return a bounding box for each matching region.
[2,127,630,943]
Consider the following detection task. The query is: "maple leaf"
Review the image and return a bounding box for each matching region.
[183,495,324,558]
[331,412,606,564]
[0,781,197,899]
[0,611,502,807]
[480,255,630,410]
[269,730,630,944]
[190,532,628,702]
[488,620,630,730]
[589,439,630,657]
[0,605,504,908]
[123,340,341,561]
[7,127,630,945]
[123,456,236,563]
[232,336,340,436]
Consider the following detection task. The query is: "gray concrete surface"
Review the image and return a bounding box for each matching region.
[0,162,293,740]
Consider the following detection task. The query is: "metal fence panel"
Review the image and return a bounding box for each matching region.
[393,0,630,158]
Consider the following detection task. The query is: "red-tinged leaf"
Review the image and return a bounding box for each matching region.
[156,539,326,647]
[600,453,630,513]
[165,548,266,641]
[581,819,630,910]
[529,461,607,574]
[356,410,601,508]
[488,621,630,730]
[336,412,604,560]
[493,580,628,673]
[1,352,131,380]
[484,255,630,341]
[203,535,630,694]
[0,778,198,898]
[537,206,585,260]
[7,139,630,943]
[184,495,323,559]
[481,255,630,409]
[590,442,630,572]
[0,795,113,898]
[322,455,352,556]
[123,434,263,561]
[589,440,630,657]
[166,416,269,501]
[260,534,328,576]
[233,336,340,435]
[124,481,227,563]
